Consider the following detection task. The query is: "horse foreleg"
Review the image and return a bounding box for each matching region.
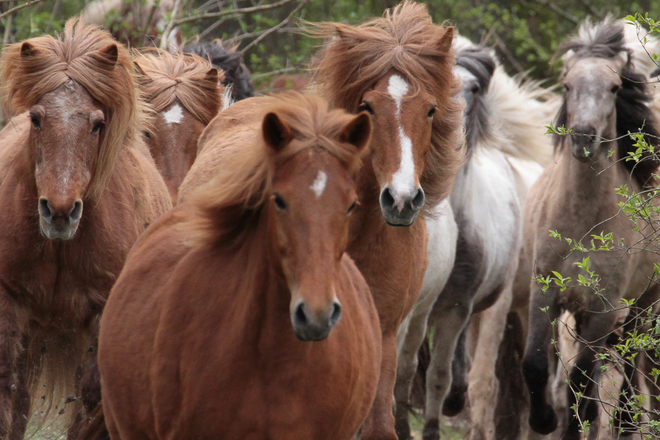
[468,284,513,440]
[423,296,472,440]
[522,286,561,436]
[564,311,617,440]
[361,330,398,440]
[394,302,435,440]
[0,294,22,440]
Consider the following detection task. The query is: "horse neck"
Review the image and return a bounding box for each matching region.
[349,162,386,241]
[554,140,631,219]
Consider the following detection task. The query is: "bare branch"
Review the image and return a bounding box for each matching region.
[160,0,184,50]
[173,0,293,26]
[252,66,297,79]
[241,0,307,53]
[0,0,48,20]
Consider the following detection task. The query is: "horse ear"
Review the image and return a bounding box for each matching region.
[340,112,372,152]
[20,42,38,58]
[262,112,293,151]
[133,61,146,77]
[438,27,454,54]
[99,44,119,67]
[206,67,220,85]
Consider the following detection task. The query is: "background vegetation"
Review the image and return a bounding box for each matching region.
[1,0,659,87]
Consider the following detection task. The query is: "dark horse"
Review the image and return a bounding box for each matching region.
[522,19,660,440]
[184,41,254,102]
[0,19,171,439]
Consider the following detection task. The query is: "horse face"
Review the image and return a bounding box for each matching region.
[30,81,103,240]
[144,102,205,202]
[563,56,624,161]
[361,71,435,226]
[455,65,484,118]
[263,112,369,341]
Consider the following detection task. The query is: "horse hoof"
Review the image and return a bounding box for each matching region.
[422,419,440,440]
[441,391,465,417]
[528,407,557,435]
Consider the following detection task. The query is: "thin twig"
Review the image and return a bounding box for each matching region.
[252,66,297,79]
[241,0,307,53]
[0,0,47,20]
[198,17,226,40]
[159,0,183,50]
[2,2,13,47]
[140,0,161,47]
[173,0,292,26]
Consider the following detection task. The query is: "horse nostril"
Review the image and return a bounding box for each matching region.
[411,187,425,210]
[39,198,51,220]
[70,200,83,222]
[380,187,395,209]
[330,301,342,325]
[294,302,308,327]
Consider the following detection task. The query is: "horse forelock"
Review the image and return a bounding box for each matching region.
[0,18,144,199]
[557,18,629,65]
[186,92,366,247]
[310,0,464,212]
[134,50,224,126]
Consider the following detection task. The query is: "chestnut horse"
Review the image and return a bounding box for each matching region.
[0,19,171,439]
[134,50,224,201]
[523,20,660,440]
[309,2,464,438]
[99,93,381,439]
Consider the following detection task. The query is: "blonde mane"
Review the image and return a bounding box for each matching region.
[0,18,146,199]
[133,50,225,126]
[187,92,365,247]
[309,1,464,211]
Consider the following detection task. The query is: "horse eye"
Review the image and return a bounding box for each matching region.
[143,131,152,139]
[274,194,287,210]
[91,120,104,135]
[611,85,620,94]
[470,84,480,94]
[428,107,436,118]
[347,200,357,214]
[30,112,41,131]
[564,84,570,92]
[358,101,374,115]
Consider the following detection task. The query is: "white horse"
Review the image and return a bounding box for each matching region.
[419,35,555,440]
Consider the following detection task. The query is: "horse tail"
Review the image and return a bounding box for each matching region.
[485,67,558,167]
[494,311,526,440]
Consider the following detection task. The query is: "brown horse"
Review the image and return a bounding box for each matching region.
[308,2,464,438]
[99,92,381,440]
[134,50,224,202]
[522,19,660,440]
[0,18,171,439]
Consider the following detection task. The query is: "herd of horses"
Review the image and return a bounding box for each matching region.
[0,1,659,440]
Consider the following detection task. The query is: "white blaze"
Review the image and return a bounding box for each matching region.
[163,104,184,124]
[310,170,327,198]
[387,75,416,200]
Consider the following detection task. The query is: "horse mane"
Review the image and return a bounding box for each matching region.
[186,92,365,247]
[454,39,495,150]
[554,19,660,187]
[184,41,255,101]
[455,34,555,165]
[308,0,464,212]
[0,18,145,199]
[133,49,224,126]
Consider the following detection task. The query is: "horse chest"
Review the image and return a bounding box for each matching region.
[451,148,521,300]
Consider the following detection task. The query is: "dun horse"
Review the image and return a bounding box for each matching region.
[134,50,224,201]
[309,3,464,438]
[99,93,381,440]
[522,19,660,440]
[0,19,171,438]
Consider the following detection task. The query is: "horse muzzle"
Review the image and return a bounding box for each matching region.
[379,186,425,227]
[38,197,83,240]
[291,300,342,342]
